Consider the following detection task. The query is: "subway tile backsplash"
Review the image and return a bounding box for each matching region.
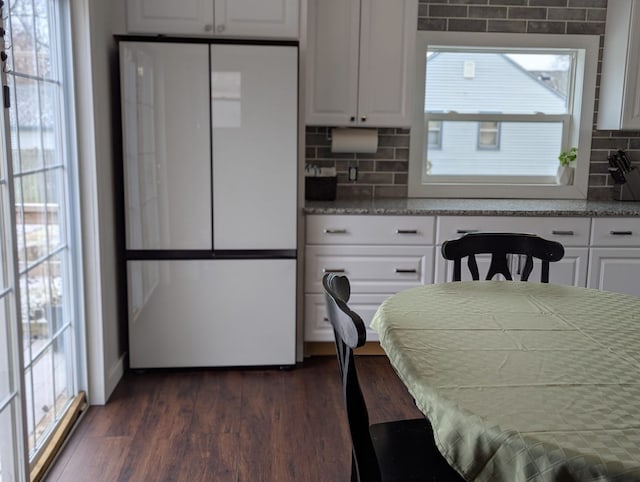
[305,0,638,201]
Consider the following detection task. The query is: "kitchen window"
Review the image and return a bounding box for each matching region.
[408,31,599,199]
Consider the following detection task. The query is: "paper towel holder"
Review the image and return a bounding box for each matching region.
[330,127,378,154]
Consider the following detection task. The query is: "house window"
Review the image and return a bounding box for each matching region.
[478,120,500,150]
[409,31,599,199]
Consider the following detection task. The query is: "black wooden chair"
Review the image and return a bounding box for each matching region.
[441,232,565,282]
[322,273,465,482]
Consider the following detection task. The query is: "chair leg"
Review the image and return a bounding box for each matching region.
[350,453,358,482]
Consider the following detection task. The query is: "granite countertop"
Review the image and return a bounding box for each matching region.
[304,198,640,217]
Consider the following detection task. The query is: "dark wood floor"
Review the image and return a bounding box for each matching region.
[45,356,424,482]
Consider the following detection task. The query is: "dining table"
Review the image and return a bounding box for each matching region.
[370,281,640,482]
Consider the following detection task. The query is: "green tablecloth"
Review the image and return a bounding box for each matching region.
[371,281,640,482]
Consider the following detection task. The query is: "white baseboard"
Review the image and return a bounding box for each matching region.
[104,353,126,403]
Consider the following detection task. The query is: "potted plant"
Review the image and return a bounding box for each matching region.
[557,147,577,185]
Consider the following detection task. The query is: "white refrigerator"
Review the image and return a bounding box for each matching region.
[119,39,298,368]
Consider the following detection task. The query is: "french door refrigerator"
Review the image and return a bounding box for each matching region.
[118,38,298,368]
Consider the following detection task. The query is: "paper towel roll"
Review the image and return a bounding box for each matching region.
[331,128,378,153]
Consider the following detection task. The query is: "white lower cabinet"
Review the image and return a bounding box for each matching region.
[588,218,640,296]
[588,248,640,296]
[304,215,435,342]
[304,213,640,346]
[128,259,296,368]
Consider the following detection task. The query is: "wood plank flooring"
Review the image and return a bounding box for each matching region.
[45,356,424,482]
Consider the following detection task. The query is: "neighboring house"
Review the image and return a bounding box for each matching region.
[425,52,567,177]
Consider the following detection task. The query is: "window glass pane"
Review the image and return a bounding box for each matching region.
[0,406,18,481]
[426,121,563,176]
[425,50,571,115]
[479,130,497,147]
[45,168,65,252]
[0,297,10,398]
[39,81,60,168]
[23,366,34,452]
[13,78,47,174]
[29,346,56,450]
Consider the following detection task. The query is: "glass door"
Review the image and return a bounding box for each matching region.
[1,0,84,478]
[0,2,28,478]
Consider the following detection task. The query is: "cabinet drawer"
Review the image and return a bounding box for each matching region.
[590,218,640,246]
[306,215,435,245]
[436,216,591,246]
[304,293,385,342]
[305,245,433,293]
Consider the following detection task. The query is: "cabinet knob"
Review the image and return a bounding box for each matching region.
[350,116,356,122]
[216,24,226,33]
[204,23,213,32]
[361,115,367,122]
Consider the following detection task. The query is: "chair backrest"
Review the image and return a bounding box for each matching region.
[441,232,565,283]
[322,273,381,482]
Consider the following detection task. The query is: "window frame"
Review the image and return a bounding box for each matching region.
[408,31,599,199]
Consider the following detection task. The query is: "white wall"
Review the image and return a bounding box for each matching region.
[71,0,126,404]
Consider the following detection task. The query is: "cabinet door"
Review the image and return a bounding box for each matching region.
[211,44,298,250]
[128,259,296,368]
[213,0,298,38]
[120,42,212,250]
[357,0,417,127]
[306,0,360,126]
[588,248,640,297]
[521,247,588,287]
[126,0,214,35]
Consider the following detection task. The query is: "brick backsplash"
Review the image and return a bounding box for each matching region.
[305,0,639,201]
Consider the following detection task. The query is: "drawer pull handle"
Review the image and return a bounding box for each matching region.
[396,229,418,234]
[552,230,574,236]
[395,268,417,274]
[323,268,345,273]
[610,230,633,236]
[456,229,478,234]
[323,317,330,323]
[324,229,347,234]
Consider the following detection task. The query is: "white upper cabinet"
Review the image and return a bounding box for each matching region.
[127,0,215,35]
[126,0,299,38]
[597,0,640,130]
[214,0,298,38]
[306,0,418,127]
